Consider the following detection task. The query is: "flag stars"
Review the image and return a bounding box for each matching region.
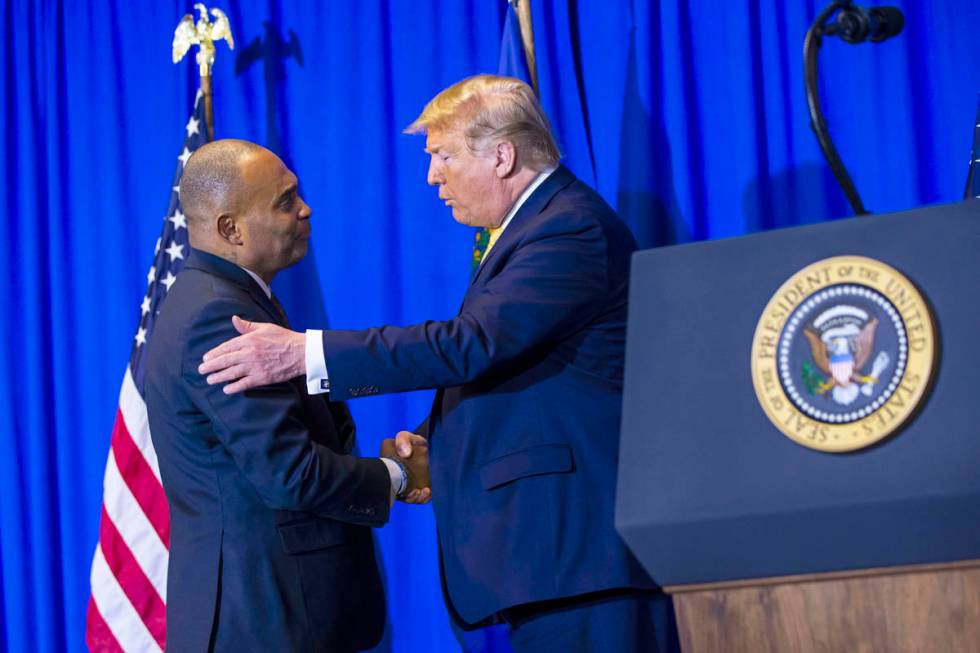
[169,210,187,230]
[165,241,185,262]
[147,265,156,285]
[186,116,200,137]
[162,271,178,291]
[141,295,152,316]
[178,147,192,167]
[155,237,161,255]
[135,327,148,346]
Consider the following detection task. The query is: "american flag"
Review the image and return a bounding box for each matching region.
[85,89,208,652]
[966,96,980,200]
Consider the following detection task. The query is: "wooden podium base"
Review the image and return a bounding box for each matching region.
[667,560,980,653]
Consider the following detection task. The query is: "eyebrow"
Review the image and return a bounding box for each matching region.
[274,183,298,205]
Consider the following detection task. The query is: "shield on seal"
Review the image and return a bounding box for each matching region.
[829,348,855,387]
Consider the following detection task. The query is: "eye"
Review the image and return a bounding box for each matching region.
[278,193,296,210]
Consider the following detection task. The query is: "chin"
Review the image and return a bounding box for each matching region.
[289,242,309,266]
[451,211,476,227]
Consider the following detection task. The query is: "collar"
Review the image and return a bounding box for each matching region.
[240,266,272,299]
[469,165,575,285]
[183,249,282,324]
[494,166,557,237]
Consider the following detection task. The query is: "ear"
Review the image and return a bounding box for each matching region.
[216,213,243,245]
[494,140,517,178]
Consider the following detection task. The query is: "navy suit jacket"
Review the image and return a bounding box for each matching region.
[145,250,389,652]
[322,166,654,625]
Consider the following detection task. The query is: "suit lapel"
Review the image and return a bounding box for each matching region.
[469,165,577,287]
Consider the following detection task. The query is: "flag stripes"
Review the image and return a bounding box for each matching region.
[97,506,167,648]
[89,546,163,653]
[110,409,169,544]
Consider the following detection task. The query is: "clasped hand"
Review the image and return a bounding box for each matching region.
[380,431,431,504]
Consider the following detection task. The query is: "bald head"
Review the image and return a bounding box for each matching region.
[179,139,264,237]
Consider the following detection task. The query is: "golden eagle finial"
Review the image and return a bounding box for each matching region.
[172,4,235,75]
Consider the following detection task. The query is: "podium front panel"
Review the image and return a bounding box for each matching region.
[615,201,980,586]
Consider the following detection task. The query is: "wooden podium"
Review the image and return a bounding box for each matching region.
[669,561,980,652]
[614,201,980,653]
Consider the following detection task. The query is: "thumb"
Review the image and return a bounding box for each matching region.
[395,431,415,458]
[231,315,257,335]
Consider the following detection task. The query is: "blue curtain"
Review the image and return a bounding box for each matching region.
[2,1,978,651]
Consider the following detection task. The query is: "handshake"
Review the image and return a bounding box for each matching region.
[380,431,432,505]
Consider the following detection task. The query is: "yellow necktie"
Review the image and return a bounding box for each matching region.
[484,226,504,258]
[471,226,504,278]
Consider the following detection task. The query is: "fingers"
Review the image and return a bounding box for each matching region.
[200,337,245,368]
[221,376,261,395]
[200,318,279,368]
[202,358,249,385]
[399,487,432,505]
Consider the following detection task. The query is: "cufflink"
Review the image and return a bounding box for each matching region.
[320,379,329,391]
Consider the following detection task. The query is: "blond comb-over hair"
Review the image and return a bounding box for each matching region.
[405,74,560,170]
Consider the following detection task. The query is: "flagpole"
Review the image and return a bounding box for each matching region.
[513,0,539,96]
[200,74,214,142]
[172,4,235,143]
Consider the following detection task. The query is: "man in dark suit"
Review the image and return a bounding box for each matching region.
[199,78,666,652]
[144,139,428,652]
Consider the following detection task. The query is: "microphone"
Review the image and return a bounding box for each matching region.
[831,5,905,43]
[803,1,906,215]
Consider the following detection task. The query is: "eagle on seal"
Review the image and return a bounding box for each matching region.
[804,316,879,405]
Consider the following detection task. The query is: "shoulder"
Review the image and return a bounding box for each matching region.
[158,270,253,330]
[531,180,638,256]
[154,270,267,365]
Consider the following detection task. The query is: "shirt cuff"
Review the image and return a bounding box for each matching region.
[305,329,329,395]
[380,457,407,505]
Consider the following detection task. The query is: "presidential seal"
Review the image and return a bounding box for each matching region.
[751,256,935,452]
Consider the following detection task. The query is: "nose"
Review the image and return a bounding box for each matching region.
[298,196,312,220]
[427,158,442,187]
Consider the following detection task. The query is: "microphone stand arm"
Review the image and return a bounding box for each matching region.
[805,0,870,216]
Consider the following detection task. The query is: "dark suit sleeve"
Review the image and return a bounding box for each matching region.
[328,400,357,453]
[323,210,609,400]
[182,296,391,526]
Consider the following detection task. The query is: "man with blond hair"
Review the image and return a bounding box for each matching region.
[199,76,667,651]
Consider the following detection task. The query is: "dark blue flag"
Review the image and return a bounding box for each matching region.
[965,96,980,199]
[498,0,531,83]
